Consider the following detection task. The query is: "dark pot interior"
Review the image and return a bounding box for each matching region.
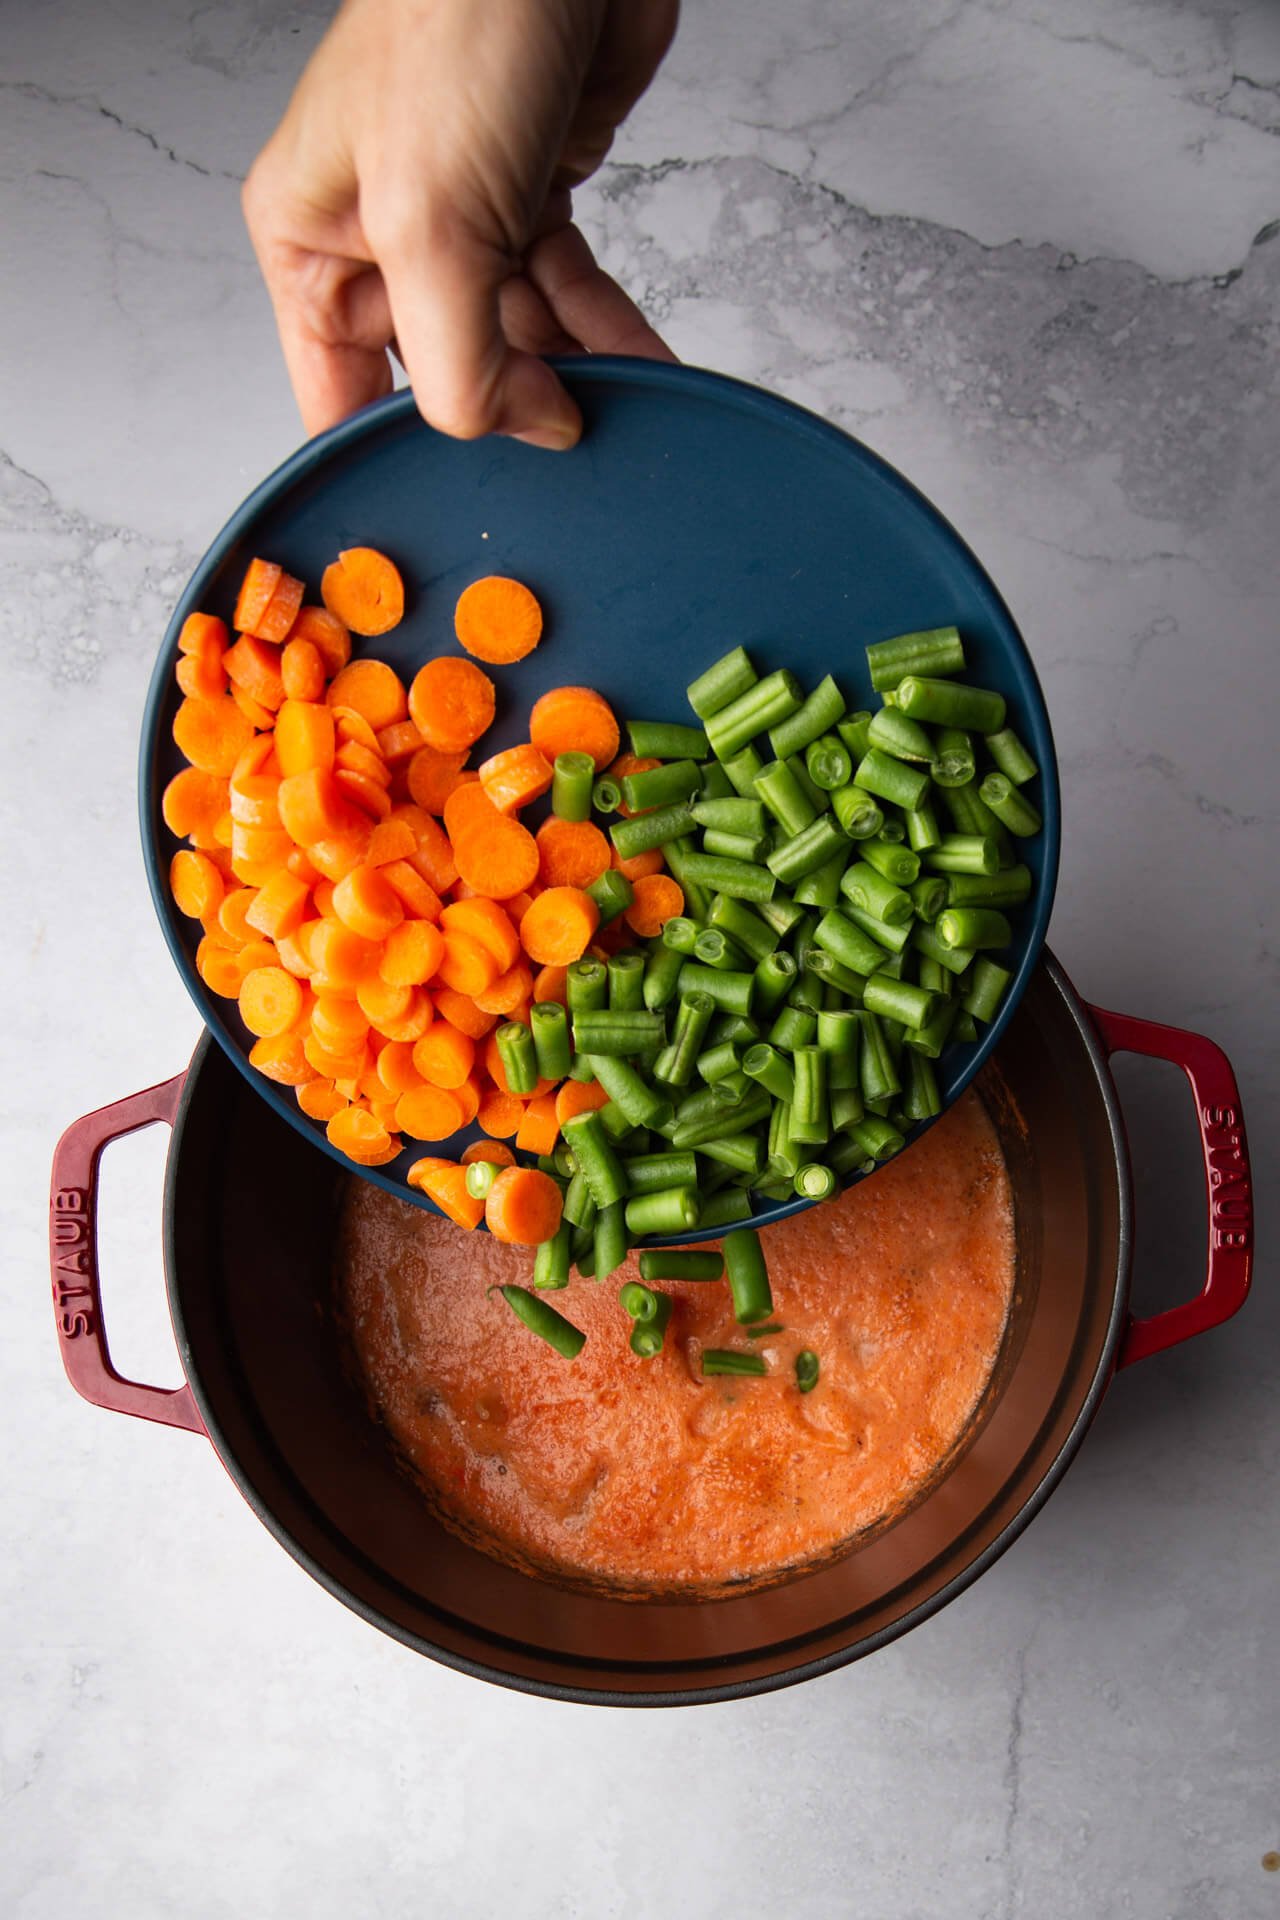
[165,953,1129,1704]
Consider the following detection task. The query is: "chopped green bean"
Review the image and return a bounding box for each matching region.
[769,674,847,760]
[979,773,1042,838]
[767,1003,817,1052]
[591,775,622,813]
[848,1115,906,1162]
[706,669,804,760]
[696,1133,765,1174]
[561,1111,628,1209]
[696,1040,743,1084]
[628,719,710,760]
[867,706,934,763]
[936,907,1012,951]
[852,748,930,812]
[931,727,976,788]
[532,1221,573,1291]
[866,626,966,691]
[984,726,1039,786]
[720,742,766,798]
[530,1000,571,1080]
[790,1046,829,1145]
[905,801,942,853]
[901,1050,942,1121]
[566,957,608,1013]
[863,973,938,1030]
[551,751,596,821]
[622,759,703,813]
[766,814,850,886]
[723,1227,774,1324]
[464,1159,502,1200]
[962,956,1012,1023]
[702,1349,767,1378]
[924,834,1002,876]
[676,851,776,902]
[593,1200,630,1280]
[687,646,758,720]
[562,1167,598,1230]
[859,1012,902,1104]
[653,992,715,1087]
[609,799,698,861]
[859,837,920,886]
[692,796,767,837]
[792,851,846,910]
[496,1020,538,1095]
[754,758,817,836]
[816,1007,861,1088]
[805,732,853,791]
[742,1041,796,1104]
[624,1186,701,1235]
[676,961,756,1016]
[896,674,1006,733]
[945,865,1032,909]
[830,783,884,839]
[584,1056,674,1130]
[587,868,634,925]
[571,1010,666,1056]
[495,1286,585,1359]
[814,908,891,977]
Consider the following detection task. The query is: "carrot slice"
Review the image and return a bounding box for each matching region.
[436,930,500,996]
[297,1078,346,1122]
[519,887,600,966]
[391,807,459,894]
[554,1079,611,1127]
[176,650,227,702]
[308,920,381,989]
[407,1158,484,1228]
[625,872,685,938]
[332,865,404,941]
[529,686,620,771]
[234,558,282,634]
[432,986,498,1039]
[173,696,255,777]
[375,1040,423,1098]
[326,1105,400,1166]
[379,926,444,998]
[231,684,278,731]
[287,604,351,676]
[353,975,410,1028]
[443,779,505,848]
[281,636,326,702]
[224,634,286,711]
[453,575,543,664]
[321,547,405,637]
[248,1032,315,1087]
[307,829,374,881]
[484,1166,563,1246]
[408,657,496,753]
[376,720,424,766]
[365,818,417,867]
[272,700,332,777]
[162,768,229,843]
[462,1138,517,1168]
[613,845,666,883]
[255,571,304,644]
[336,767,393,820]
[473,960,535,1016]
[374,987,433,1043]
[439,898,521,973]
[396,1084,466,1142]
[325,659,408,734]
[535,817,611,890]
[406,744,468,813]
[178,611,229,657]
[412,1024,475,1090]
[381,859,442,920]
[331,707,382,754]
[477,743,553,814]
[230,824,294,886]
[170,849,225,921]
[515,1093,560,1158]
[451,813,540,900]
[244,870,309,940]
[239,965,304,1038]
[532,963,570,1006]
[335,738,392,789]
[229,773,282,829]
[475,1090,524,1138]
[277,767,363,846]
[312,994,371,1055]
[216,887,258,945]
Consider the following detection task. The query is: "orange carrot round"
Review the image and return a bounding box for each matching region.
[408,657,496,753]
[312,994,371,1055]
[412,1024,476,1090]
[224,634,286,711]
[376,720,424,766]
[532,963,570,1006]
[454,575,543,664]
[176,650,227,702]
[613,845,666,883]
[436,929,500,997]
[433,986,499,1039]
[287,604,351,675]
[529,686,620,771]
[554,1079,611,1128]
[321,547,405,637]
[473,960,534,1016]
[375,1040,423,1098]
[514,1093,560,1158]
[297,1078,346,1122]
[365,818,418,868]
[380,919,445,987]
[281,637,327,701]
[624,872,685,938]
[162,768,229,843]
[439,897,521,972]
[255,571,305,644]
[170,849,225,921]
[407,1158,485,1228]
[518,887,600,966]
[355,976,415,1029]
[375,987,434,1043]
[477,743,553,814]
[381,859,442,919]
[325,658,408,731]
[406,744,469,814]
[476,1090,526,1138]
[173,696,255,777]
[248,1032,314,1087]
[178,611,229,657]
[484,1166,563,1246]
[336,768,393,820]
[332,865,405,941]
[239,965,304,1038]
[326,1105,400,1166]
[535,817,611,890]
[396,1083,466,1141]
[462,1138,517,1168]
[234,558,282,635]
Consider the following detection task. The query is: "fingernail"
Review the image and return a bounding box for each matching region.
[509,418,581,452]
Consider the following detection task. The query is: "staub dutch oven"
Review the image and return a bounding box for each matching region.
[50,953,1251,1705]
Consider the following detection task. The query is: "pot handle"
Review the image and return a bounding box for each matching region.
[50,1075,204,1434]
[1089,1007,1253,1369]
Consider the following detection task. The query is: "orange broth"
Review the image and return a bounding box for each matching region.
[336,1088,1015,1593]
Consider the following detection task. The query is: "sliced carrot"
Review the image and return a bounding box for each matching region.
[239,965,304,1038]
[365,818,417,867]
[375,1040,423,1098]
[613,845,666,883]
[281,636,326,702]
[234,558,282,634]
[274,700,335,777]
[436,930,500,996]
[326,1105,400,1166]
[519,887,600,966]
[275,928,313,978]
[331,865,404,941]
[331,707,382,754]
[473,960,535,1016]
[532,963,570,1006]
[321,547,405,637]
[163,768,229,844]
[529,685,620,771]
[381,919,446,987]
[433,986,499,1039]
[173,696,254,777]
[412,1024,475,1091]
[304,1031,368,1082]
[391,807,459,893]
[407,1158,484,1228]
[277,767,362,846]
[535,817,611,890]
[375,987,434,1043]
[230,683,277,731]
[439,897,521,973]
[308,920,381,990]
[286,845,322,884]
[335,738,392,789]
[555,1079,611,1127]
[381,859,442,920]
[196,936,249,999]
[504,889,539,926]
[408,657,496,753]
[230,824,294,886]
[324,658,408,732]
[217,886,260,945]
[336,767,393,820]
[484,1166,563,1246]
[483,1031,555,1100]
[243,869,309,940]
[312,994,371,1055]
[355,975,413,1029]
[169,849,225,921]
[255,570,305,644]
[248,1032,314,1087]
[451,811,539,899]
[476,1090,525,1139]
[478,743,553,814]
[396,1083,466,1142]
[443,778,505,847]
[176,650,227,702]
[178,611,230,657]
[307,830,372,881]
[462,1139,518,1169]
[287,604,351,676]
[406,744,468,813]
[376,720,424,767]
[229,773,281,829]
[625,872,685,938]
[224,634,286,711]
[452,575,543,664]
[297,1078,347,1122]
[607,753,662,817]
[514,1093,560,1158]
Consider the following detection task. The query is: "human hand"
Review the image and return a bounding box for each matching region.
[243,0,678,448]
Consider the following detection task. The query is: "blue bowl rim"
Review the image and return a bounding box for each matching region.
[139,357,1061,1237]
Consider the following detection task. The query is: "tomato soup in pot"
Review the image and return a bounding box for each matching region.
[336,1090,1015,1595]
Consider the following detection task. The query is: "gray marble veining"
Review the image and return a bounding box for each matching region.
[3,2,1276,1915]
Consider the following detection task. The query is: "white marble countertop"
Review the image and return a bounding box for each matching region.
[4,1,1276,1913]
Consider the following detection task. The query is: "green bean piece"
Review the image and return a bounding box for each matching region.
[793,1349,821,1394]
[597,1099,640,1144]
[696,1133,765,1174]
[767,1002,817,1052]
[924,834,1002,876]
[931,727,976,788]
[529,1001,572,1081]
[756,893,806,938]
[675,851,776,903]
[963,956,1013,1023]
[720,742,766,799]
[813,908,886,977]
[908,874,950,923]
[708,1013,762,1048]
[661,915,701,956]
[830,783,883,841]
[706,893,779,963]
[609,799,698,862]
[754,759,818,836]
[656,835,709,922]
[593,1200,630,1281]
[852,747,930,812]
[842,901,912,955]
[702,1349,767,1378]
[691,927,746,973]
[699,759,735,801]
[619,1280,663,1322]
[585,1055,674,1130]
[918,955,951,997]
[624,1150,698,1197]
[495,1286,585,1359]
[816,1008,861,1090]
[865,625,966,691]
[630,1299,674,1358]
[723,1227,774,1324]
[984,726,1039,786]
[896,674,1006,733]
[767,674,847,760]
[805,732,853,792]
[837,711,874,759]
[867,705,934,763]
[692,796,768,837]
[801,946,866,998]
[753,949,798,1014]
[792,851,846,911]
[912,924,976,977]
[848,1115,906,1162]
[860,837,920,886]
[825,1135,872,1177]
[571,1010,666,1056]
[901,1051,942,1121]
[745,1321,786,1338]
[979,773,1043,838]
[532,1221,574,1291]
[697,1040,743,1084]
[766,814,851,887]
[873,949,908,981]
[742,1041,796,1105]
[628,719,710,760]
[706,669,804,760]
[701,828,768,863]
[546,750,593,822]
[624,1185,701,1235]
[496,1020,538,1095]
[562,1111,628,1209]
[562,1167,598,1230]
[830,1083,866,1131]
[940,777,1004,841]
[621,759,703,813]
[574,1235,597,1279]
[905,801,942,853]
[639,1250,723,1284]
[587,868,634,926]
[945,866,1032,909]
[653,992,714,1088]
[903,996,959,1059]
[863,973,939,1030]
[878,816,906,844]
[697,1189,754,1229]
[552,1140,577,1180]
[952,1009,980,1043]
[712,1069,751,1103]
[859,1012,902,1104]
[463,1159,502,1200]
[936,907,1012,951]
[591,775,622,814]
[566,957,608,1014]
[789,1046,829,1145]
[687,645,758,720]
[602,950,644,1013]
[676,962,756,1017]
[792,1160,836,1202]
[670,1088,771,1150]
[840,860,914,926]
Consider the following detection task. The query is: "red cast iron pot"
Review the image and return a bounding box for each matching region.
[50,954,1252,1705]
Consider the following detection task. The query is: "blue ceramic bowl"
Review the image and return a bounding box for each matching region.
[140,360,1059,1235]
